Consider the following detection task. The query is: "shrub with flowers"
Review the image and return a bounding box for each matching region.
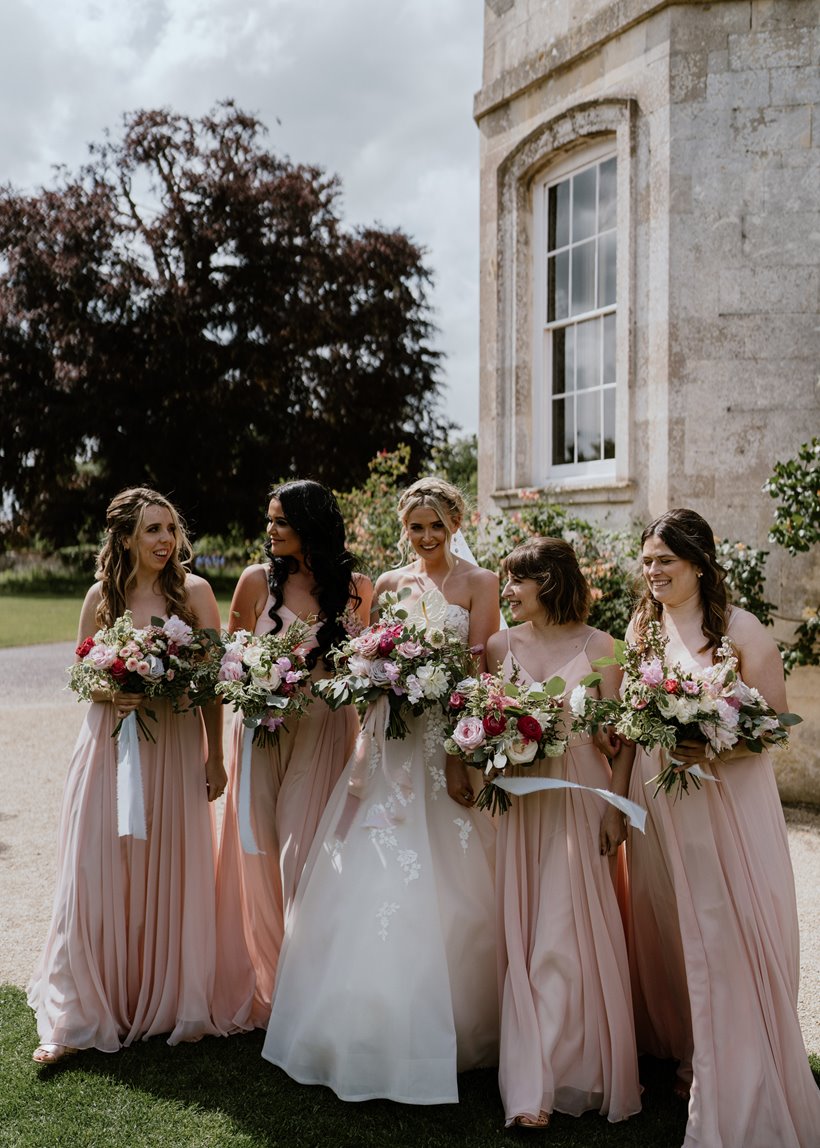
[313,586,476,740]
[589,622,801,799]
[215,620,314,749]
[69,611,222,740]
[443,668,567,814]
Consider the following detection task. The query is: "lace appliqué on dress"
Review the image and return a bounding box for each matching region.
[453,817,473,853]
[424,710,447,799]
[376,901,400,941]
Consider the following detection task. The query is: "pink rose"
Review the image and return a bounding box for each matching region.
[452,716,486,753]
[639,657,664,687]
[448,691,466,712]
[396,639,425,659]
[218,661,244,682]
[681,680,699,696]
[663,678,679,694]
[162,615,194,646]
[352,628,383,657]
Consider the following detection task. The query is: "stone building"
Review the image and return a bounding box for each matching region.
[475,0,820,798]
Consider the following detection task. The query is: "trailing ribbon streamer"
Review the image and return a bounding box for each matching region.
[493,774,647,834]
[334,695,415,842]
[116,710,147,839]
[238,724,264,855]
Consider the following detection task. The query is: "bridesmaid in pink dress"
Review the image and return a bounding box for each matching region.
[215,480,372,1027]
[29,487,241,1064]
[625,508,820,1148]
[484,537,641,1130]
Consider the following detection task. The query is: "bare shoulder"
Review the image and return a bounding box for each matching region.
[485,629,508,673]
[585,626,616,661]
[234,563,269,590]
[464,563,498,589]
[184,572,217,597]
[353,571,373,595]
[373,567,406,597]
[727,605,768,641]
[82,582,104,610]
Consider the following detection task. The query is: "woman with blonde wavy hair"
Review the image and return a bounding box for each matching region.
[29,487,248,1063]
[263,476,500,1103]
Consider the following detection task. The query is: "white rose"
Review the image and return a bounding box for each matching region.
[569,684,588,717]
[505,736,539,765]
[416,663,449,699]
[242,646,264,668]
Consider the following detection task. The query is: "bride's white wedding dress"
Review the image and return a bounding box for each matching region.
[262,602,498,1103]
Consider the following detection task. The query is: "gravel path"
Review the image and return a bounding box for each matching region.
[1,642,818,1054]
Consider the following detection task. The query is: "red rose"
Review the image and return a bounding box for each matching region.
[75,637,95,658]
[663,678,679,693]
[483,712,507,737]
[516,714,543,742]
[448,691,466,712]
[110,658,128,681]
[378,635,396,656]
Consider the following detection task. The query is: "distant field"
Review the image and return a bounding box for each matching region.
[0,596,233,650]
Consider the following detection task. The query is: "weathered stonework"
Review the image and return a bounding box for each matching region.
[476,0,820,799]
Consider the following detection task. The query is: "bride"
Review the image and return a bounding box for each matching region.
[262,477,500,1103]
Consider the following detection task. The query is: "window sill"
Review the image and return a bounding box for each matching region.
[493,478,635,509]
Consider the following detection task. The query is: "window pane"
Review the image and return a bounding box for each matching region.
[603,386,616,459]
[572,166,597,242]
[598,157,616,231]
[552,396,575,465]
[548,328,574,394]
[548,179,570,252]
[570,239,595,316]
[576,390,601,462]
[598,231,616,308]
[603,313,616,382]
[548,250,569,322]
[575,318,599,391]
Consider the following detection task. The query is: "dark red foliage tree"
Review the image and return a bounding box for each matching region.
[0,102,444,544]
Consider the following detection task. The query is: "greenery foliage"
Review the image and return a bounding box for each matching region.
[0,102,445,546]
[0,984,700,1148]
[765,439,820,672]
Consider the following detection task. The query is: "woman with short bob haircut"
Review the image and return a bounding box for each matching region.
[485,536,641,1130]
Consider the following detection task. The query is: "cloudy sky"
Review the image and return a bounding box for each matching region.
[0,0,485,432]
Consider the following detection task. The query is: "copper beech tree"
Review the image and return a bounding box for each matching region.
[0,102,444,544]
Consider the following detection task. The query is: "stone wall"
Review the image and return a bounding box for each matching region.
[476,0,820,799]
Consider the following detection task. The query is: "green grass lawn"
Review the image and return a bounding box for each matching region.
[0,596,234,649]
[1,986,695,1148]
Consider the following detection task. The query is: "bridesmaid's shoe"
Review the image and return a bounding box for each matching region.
[32,1043,78,1065]
[512,1111,550,1129]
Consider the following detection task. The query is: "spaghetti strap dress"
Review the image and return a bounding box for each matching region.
[627,610,820,1147]
[214,598,359,1028]
[497,632,641,1126]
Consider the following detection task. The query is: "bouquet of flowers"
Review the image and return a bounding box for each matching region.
[443,668,567,814]
[69,611,222,740]
[313,587,476,740]
[589,622,801,798]
[215,620,314,748]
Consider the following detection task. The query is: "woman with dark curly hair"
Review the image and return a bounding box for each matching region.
[29,487,240,1064]
[215,480,372,1027]
[624,508,820,1147]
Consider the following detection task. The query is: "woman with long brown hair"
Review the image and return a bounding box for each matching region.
[625,508,820,1147]
[28,487,244,1063]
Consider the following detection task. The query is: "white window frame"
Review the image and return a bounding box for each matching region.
[533,141,618,484]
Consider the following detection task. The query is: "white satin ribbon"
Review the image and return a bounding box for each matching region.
[493,775,647,834]
[238,724,264,855]
[116,711,147,839]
